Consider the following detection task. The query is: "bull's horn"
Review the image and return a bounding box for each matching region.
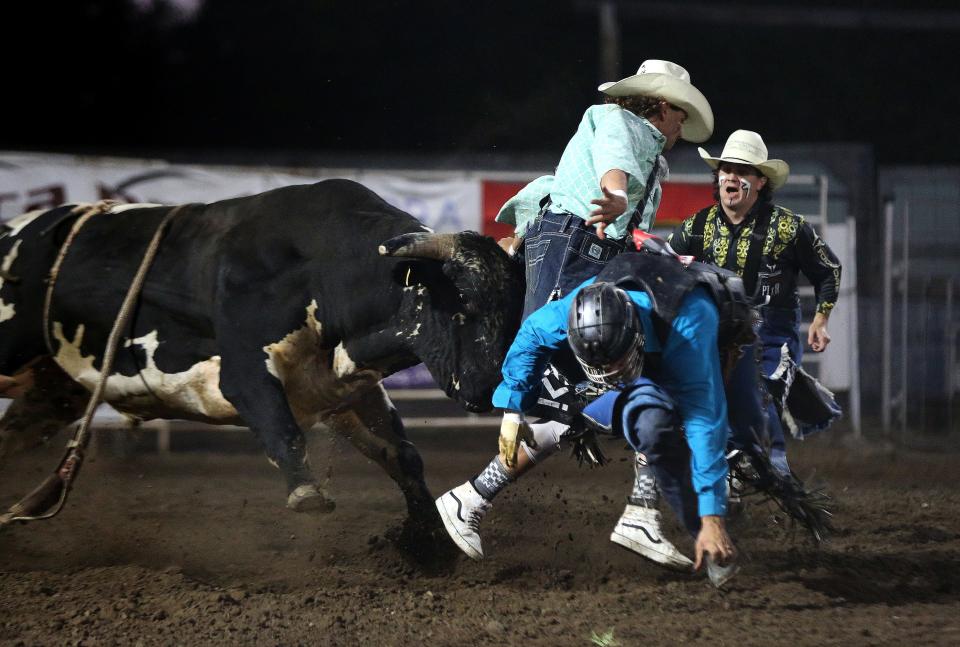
[378,233,457,260]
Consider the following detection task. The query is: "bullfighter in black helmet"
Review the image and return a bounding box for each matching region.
[436,244,747,581]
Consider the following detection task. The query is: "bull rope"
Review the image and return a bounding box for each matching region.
[0,203,188,528]
[42,202,119,354]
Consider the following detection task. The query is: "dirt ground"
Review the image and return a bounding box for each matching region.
[2,425,959,647]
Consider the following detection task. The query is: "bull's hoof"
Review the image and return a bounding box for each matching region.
[383,510,461,574]
[286,484,336,513]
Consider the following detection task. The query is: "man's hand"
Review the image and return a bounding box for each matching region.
[498,412,534,469]
[694,515,737,571]
[807,312,832,352]
[585,186,628,240]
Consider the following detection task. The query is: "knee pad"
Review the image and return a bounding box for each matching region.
[520,420,566,464]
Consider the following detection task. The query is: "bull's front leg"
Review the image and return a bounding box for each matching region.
[323,385,438,531]
[218,353,334,513]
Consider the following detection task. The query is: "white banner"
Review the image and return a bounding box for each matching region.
[0,152,481,233]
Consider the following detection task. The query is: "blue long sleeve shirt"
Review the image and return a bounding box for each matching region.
[492,279,730,516]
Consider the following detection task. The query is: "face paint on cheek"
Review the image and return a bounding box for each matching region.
[739,177,752,200]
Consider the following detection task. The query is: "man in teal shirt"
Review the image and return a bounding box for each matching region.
[496,59,713,319]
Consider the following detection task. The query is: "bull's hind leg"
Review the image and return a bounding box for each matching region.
[324,385,436,528]
[0,357,88,460]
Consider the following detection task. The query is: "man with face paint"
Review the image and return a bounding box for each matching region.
[668,130,842,474]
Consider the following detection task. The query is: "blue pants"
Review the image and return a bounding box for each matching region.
[727,307,801,475]
[520,210,625,320]
[759,306,803,473]
[583,382,701,536]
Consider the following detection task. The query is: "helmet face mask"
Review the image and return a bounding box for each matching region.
[576,331,645,387]
[567,283,645,388]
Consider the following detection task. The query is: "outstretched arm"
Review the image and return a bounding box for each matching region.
[659,289,737,567]
[796,221,841,352]
[585,169,629,240]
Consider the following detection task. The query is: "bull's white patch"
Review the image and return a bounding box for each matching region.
[0,240,22,322]
[108,203,165,213]
[263,300,382,429]
[52,323,237,421]
[332,343,357,378]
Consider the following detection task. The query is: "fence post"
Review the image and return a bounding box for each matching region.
[900,201,910,439]
[882,198,893,433]
[847,217,861,437]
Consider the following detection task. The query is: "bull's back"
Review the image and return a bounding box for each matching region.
[207,179,426,264]
[201,180,430,338]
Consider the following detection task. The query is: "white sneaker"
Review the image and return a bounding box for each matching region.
[435,481,492,560]
[610,503,694,569]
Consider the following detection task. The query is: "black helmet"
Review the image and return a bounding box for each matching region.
[567,282,645,387]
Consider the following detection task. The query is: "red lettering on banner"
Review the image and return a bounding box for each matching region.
[481,180,715,236]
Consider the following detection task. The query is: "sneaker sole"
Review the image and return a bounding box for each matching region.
[435,497,483,561]
[610,530,693,570]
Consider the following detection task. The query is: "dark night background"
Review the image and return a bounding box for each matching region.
[3,0,959,165]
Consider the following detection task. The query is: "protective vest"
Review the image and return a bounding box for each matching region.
[684,202,773,301]
[595,250,755,351]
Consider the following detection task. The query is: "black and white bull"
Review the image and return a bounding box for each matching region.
[0,179,523,533]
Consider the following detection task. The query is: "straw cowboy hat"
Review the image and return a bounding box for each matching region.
[598,59,714,143]
[698,130,790,190]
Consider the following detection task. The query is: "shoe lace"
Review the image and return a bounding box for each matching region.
[466,502,490,532]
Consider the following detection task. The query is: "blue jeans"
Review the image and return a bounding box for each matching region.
[521,210,626,320]
[758,306,803,474]
[583,381,701,536]
[727,307,801,475]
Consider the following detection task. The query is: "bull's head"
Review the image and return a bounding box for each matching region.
[379,231,524,412]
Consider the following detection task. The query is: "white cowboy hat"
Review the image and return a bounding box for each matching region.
[598,59,714,143]
[698,130,790,190]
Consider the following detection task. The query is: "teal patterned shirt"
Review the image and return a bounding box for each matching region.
[496,104,665,240]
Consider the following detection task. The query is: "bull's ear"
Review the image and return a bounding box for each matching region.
[439,261,486,315]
